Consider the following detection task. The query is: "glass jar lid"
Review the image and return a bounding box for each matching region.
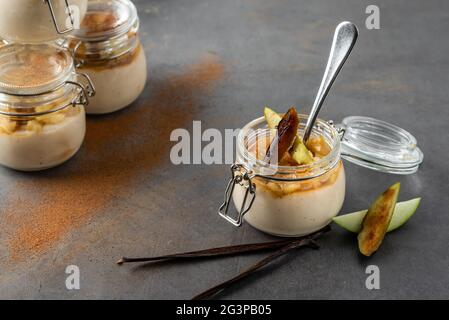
[70,0,138,41]
[0,43,73,96]
[337,116,423,174]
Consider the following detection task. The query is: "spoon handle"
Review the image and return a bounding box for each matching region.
[303,21,358,143]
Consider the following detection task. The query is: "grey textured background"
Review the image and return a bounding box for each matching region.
[0,0,448,299]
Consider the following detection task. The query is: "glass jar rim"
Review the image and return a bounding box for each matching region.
[237,114,341,181]
[67,20,139,64]
[68,0,138,42]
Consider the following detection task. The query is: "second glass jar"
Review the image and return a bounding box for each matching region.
[68,0,147,114]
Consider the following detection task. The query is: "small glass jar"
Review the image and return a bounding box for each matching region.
[0,43,94,171]
[219,114,423,237]
[67,0,147,114]
[0,0,88,43]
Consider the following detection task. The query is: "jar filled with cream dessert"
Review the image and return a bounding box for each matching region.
[0,0,88,43]
[0,43,95,171]
[67,0,147,114]
[219,112,423,237]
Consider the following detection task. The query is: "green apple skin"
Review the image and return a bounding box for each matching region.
[333,198,421,233]
[358,182,400,256]
[264,107,282,129]
[290,138,314,165]
[263,107,314,164]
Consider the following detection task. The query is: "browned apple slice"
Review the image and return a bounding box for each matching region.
[358,182,401,256]
[264,107,299,164]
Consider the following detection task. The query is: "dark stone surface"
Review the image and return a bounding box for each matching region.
[0,0,448,299]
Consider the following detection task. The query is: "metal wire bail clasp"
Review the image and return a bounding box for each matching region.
[67,72,96,107]
[45,0,75,35]
[219,164,256,227]
[328,120,346,140]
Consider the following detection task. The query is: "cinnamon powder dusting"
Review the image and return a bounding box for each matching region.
[2,54,225,263]
[81,12,120,34]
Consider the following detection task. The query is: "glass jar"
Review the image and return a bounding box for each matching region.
[67,0,147,114]
[0,43,94,171]
[0,0,88,43]
[219,114,423,237]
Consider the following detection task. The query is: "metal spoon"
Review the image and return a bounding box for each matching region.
[302,21,358,143]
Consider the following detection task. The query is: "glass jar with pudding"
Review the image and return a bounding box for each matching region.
[67,0,147,114]
[0,0,88,43]
[219,108,423,237]
[0,43,95,171]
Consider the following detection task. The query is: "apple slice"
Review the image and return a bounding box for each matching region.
[333,198,421,233]
[264,107,299,164]
[264,107,283,129]
[358,183,400,256]
[290,138,314,165]
[263,107,314,164]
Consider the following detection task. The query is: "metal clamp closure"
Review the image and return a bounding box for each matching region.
[218,164,256,227]
[0,72,95,116]
[328,120,346,140]
[45,0,75,35]
[67,72,96,107]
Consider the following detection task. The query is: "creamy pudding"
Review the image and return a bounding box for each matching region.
[0,107,85,171]
[0,0,87,43]
[69,0,147,114]
[234,160,345,236]
[76,41,147,114]
[224,111,346,237]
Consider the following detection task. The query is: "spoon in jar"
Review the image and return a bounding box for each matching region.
[302,21,358,143]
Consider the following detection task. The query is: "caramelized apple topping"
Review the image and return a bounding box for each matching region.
[264,107,299,164]
[358,183,400,256]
